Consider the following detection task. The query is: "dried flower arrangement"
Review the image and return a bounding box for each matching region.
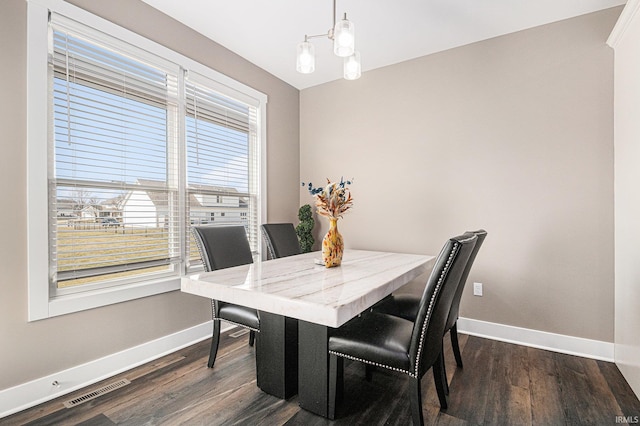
[302,177,354,219]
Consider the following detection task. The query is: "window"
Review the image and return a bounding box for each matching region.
[50,18,181,291]
[27,0,266,320]
[186,72,260,244]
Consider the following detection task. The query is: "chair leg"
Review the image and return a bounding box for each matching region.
[329,354,344,420]
[249,330,256,347]
[441,350,449,395]
[451,322,463,368]
[433,353,448,410]
[409,376,424,426]
[207,320,221,368]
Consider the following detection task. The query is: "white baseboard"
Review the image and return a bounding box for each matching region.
[0,321,225,419]
[457,317,614,362]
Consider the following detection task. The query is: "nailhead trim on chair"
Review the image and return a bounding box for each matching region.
[192,229,211,273]
[212,316,260,332]
[328,350,417,378]
[261,227,277,260]
[413,241,460,377]
[192,230,220,324]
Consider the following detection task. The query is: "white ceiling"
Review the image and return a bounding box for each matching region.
[142,0,625,90]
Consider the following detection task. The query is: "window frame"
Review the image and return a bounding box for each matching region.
[26,0,267,321]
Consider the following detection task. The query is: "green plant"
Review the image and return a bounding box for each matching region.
[296,204,314,253]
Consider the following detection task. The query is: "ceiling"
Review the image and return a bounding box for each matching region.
[141,0,625,90]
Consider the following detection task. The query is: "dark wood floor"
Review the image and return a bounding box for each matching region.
[4,328,640,425]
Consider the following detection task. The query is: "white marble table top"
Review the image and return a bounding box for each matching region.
[181,249,435,328]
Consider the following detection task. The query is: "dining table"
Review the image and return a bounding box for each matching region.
[181,249,435,418]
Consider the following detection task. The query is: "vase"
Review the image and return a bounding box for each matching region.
[322,218,344,268]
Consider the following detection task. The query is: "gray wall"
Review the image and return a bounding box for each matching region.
[611,1,640,398]
[300,8,619,342]
[0,0,300,390]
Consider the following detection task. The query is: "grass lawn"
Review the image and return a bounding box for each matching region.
[56,224,200,288]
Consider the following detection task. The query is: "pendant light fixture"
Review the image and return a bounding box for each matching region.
[296,0,361,80]
[296,38,315,74]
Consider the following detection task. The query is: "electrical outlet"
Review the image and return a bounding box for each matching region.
[473,282,483,296]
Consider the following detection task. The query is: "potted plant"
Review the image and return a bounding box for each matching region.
[296,204,314,253]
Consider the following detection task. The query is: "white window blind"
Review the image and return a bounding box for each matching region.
[185,72,261,262]
[50,15,181,290]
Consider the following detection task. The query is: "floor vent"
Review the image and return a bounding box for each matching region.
[63,379,131,408]
[229,328,250,338]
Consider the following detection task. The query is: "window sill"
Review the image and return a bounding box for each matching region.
[33,277,181,321]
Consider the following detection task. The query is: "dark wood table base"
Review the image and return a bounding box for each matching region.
[256,316,332,417]
[255,312,299,399]
[298,321,330,417]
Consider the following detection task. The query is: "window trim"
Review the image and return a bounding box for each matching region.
[26,0,267,321]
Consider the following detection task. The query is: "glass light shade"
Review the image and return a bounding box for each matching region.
[333,17,355,57]
[344,51,361,80]
[296,41,315,74]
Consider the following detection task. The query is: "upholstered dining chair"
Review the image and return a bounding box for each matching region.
[327,234,477,425]
[372,229,487,371]
[261,223,302,259]
[192,225,259,368]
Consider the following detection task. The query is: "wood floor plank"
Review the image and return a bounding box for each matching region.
[507,342,531,390]
[107,347,256,424]
[483,341,532,426]
[283,408,334,426]
[580,356,626,424]
[75,413,117,426]
[381,389,414,426]
[443,335,495,425]
[554,352,624,426]
[20,409,115,426]
[598,360,640,420]
[433,411,469,426]
[527,347,567,426]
